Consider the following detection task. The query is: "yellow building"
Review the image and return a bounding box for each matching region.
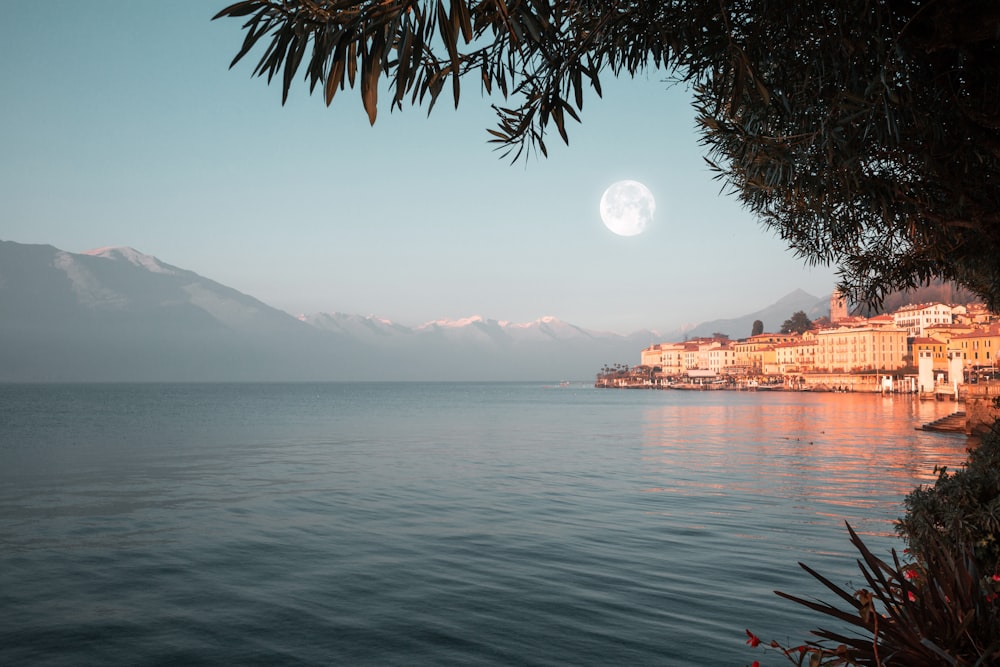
[814,325,909,372]
[950,324,1000,371]
[639,342,686,376]
[643,338,737,377]
[773,336,817,374]
[640,345,659,367]
[955,303,994,326]
[923,322,975,346]
[733,333,798,373]
[911,337,948,372]
[866,314,897,328]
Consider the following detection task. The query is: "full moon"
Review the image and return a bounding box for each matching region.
[599,180,655,236]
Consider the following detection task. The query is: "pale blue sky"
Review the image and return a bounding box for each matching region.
[0,2,838,333]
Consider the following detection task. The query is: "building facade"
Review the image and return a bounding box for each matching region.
[814,325,909,372]
[911,337,949,373]
[892,303,954,337]
[950,324,1000,371]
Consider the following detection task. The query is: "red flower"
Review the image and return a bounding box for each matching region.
[992,573,1000,582]
[908,591,917,602]
[751,662,760,667]
[745,629,761,648]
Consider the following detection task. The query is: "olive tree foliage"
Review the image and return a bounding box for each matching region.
[214,1,1000,309]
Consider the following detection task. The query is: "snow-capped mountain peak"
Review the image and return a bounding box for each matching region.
[418,315,490,329]
[82,246,177,275]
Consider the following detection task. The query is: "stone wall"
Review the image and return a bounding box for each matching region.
[962,382,1000,434]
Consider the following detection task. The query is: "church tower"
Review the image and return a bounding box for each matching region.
[830,289,848,324]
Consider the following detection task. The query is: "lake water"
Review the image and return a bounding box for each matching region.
[0,383,972,666]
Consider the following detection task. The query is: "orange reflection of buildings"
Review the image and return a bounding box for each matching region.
[639,394,971,532]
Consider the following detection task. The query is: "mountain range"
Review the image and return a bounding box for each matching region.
[0,240,830,382]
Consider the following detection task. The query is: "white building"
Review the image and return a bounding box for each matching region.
[892,303,954,337]
[705,342,739,375]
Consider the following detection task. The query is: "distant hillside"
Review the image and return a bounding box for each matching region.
[662,289,830,341]
[0,241,355,381]
[0,240,856,381]
[855,279,980,316]
[0,241,651,381]
[302,312,659,381]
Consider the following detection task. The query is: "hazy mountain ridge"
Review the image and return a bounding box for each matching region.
[855,280,979,316]
[0,240,824,381]
[301,311,659,379]
[0,241,351,381]
[663,288,831,341]
[304,313,610,344]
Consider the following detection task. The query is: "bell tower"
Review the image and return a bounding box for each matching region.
[830,289,848,323]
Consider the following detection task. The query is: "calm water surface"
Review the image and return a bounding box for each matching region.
[0,383,971,665]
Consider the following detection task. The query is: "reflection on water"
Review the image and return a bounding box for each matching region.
[639,392,969,540]
[632,392,973,657]
[0,384,979,667]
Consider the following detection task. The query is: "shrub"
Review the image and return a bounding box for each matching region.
[748,426,1000,665]
[897,427,1000,575]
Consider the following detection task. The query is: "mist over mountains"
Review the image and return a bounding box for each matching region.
[0,240,829,381]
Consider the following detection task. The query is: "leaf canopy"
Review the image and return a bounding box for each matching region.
[214,0,1000,310]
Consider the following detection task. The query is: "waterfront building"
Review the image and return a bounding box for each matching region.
[773,335,817,374]
[640,342,687,377]
[733,333,799,373]
[627,300,997,392]
[923,322,976,347]
[892,302,954,337]
[640,344,664,368]
[950,324,1000,372]
[669,337,731,373]
[705,342,739,375]
[866,313,896,328]
[683,342,700,371]
[911,337,949,373]
[814,325,909,372]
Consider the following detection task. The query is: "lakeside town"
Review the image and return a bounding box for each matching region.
[595,292,1000,430]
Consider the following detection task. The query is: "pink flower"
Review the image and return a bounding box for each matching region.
[992,573,1000,582]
